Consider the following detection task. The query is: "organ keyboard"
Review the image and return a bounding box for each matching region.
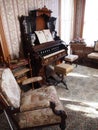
[42,49,66,66]
[43,49,65,59]
[31,40,68,78]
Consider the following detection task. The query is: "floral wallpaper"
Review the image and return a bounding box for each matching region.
[0,0,59,58]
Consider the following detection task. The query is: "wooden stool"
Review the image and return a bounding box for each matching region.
[64,54,78,67]
[54,63,74,89]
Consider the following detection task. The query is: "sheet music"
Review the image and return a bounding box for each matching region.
[35,31,47,43]
[35,29,54,44]
[43,29,54,42]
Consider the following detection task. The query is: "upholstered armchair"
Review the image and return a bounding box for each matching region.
[0,68,67,130]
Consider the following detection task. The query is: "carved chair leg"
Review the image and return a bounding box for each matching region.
[59,110,67,130]
[60,74,68,90]
[62,80,68,90]
[50,102,67,130]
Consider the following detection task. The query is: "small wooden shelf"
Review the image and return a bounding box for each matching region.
[8,58,32,84]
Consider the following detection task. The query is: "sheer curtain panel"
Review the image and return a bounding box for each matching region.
[60,0,74,44]
[83,0,98,46]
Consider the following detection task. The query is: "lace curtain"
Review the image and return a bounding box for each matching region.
[0,0,59,58]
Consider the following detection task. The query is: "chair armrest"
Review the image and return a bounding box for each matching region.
[50,101,67,129]
[22,76,43,85]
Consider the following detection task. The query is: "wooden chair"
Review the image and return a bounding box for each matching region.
[0,68,67,130]
[70,43,86,63]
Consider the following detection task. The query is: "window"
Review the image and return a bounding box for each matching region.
[60,0,74,44]
[83,0,98,46]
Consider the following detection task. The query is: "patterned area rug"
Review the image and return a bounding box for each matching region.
[57,65,98,130]
[0,65,98,130]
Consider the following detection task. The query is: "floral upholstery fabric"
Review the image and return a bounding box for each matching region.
[0,68,21,108]
[20,85,63,112]
[15,86,64,128]
[0,68,65,129]
[15,107,61,128]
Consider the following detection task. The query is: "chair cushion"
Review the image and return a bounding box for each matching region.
[14,107,61,128]
[20,85,63,112]
[14,86,63,128]
[88,52,98,59]
[0,68,21,108]
[54,63,74,75]
[65,54,78,62]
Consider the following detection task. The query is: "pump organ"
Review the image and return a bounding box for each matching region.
[19,6,68,80]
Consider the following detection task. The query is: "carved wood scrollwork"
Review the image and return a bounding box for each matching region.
[50,101,67,130]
